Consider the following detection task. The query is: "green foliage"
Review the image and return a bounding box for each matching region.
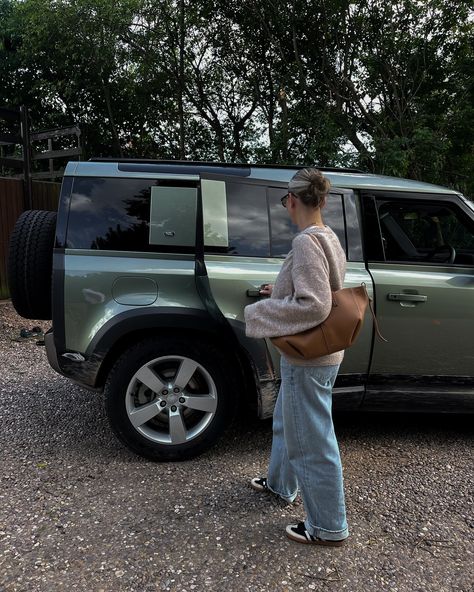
[0,0,472,195]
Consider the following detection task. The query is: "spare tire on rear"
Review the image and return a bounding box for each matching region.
[8,210,57,320]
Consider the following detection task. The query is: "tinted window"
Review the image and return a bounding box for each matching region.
[225,182,270,256]
[202,180,347,258]
[66,177,196,251]
[377,200,474,265]
[268,188,346,257]
[268,187,299,257]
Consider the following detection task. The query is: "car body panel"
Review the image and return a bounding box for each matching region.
[63,250,202,353]
[368,262,474,376]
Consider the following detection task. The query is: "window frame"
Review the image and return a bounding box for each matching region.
[65,176,199,254]
[363,191,474,266]
[200,173,350,259]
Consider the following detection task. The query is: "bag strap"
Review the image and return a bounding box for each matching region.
[306,233,387,342]
[362,283,388,342]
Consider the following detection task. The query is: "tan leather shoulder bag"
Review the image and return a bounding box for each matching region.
[270,234,387,360]
[271,283,386,359]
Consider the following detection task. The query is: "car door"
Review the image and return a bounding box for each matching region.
[362,191,474,407]
[199,174,373,411]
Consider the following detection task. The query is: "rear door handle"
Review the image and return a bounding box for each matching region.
[387,293,427,302]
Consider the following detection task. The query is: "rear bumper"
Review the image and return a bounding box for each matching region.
[45,329,62,374]
[44,328,102,391]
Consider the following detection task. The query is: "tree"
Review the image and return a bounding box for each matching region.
[0,0,472,196]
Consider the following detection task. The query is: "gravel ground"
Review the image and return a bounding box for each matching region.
[0,300,473,592]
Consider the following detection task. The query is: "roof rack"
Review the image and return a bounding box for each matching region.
[89,158,364,174]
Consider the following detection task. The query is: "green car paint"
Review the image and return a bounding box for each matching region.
[64,250,202,353]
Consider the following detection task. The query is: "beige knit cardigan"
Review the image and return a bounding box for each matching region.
[244,225,347,367]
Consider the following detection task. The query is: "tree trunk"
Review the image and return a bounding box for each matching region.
[278,87,289,163]
[102,79,123,157]
[177,0,186,159]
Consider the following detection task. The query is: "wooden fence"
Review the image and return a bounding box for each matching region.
[0,177,60,299]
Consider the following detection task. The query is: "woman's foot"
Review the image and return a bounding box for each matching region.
[250,477,269,492]
[286,522,346,546]
[250,477,296,505]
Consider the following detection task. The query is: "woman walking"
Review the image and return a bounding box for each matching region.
[244,168,348,546]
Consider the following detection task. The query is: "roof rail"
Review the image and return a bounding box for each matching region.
[89,158,365,174]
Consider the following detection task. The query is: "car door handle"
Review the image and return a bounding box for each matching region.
[387,293,427,302]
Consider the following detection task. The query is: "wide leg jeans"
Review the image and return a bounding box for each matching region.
[267,357,349,541]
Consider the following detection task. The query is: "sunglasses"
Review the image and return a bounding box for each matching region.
[280,192,298,207]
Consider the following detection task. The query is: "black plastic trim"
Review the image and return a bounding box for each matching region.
[85,307,217,359]
[55,176,72,248]
[364,374,474,412]
[200,172,287,188]
[116,163,250,177]
[360,192,386,261]
[367,374,474,388]
[91,158,365,174]
[335,373,368,388]
[51,251,66,352]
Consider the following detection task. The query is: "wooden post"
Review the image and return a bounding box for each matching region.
[20,105,32,209]
[48,138,54,175]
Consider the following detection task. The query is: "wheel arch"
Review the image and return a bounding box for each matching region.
[86,308,257,406]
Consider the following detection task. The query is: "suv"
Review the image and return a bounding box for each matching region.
[8,160,474,460]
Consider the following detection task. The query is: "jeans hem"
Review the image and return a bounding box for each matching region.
[267,483,298,504]
[304,519,349,541]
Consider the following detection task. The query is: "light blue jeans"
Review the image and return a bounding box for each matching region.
[267,358,348,541]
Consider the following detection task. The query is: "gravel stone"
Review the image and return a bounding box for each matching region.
[0,300,473,592]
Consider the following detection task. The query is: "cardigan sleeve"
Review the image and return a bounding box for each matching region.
[244,234,332,338]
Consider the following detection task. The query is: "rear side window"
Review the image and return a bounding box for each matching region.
[226,182,269,256]
[268,189,346,257]
[202,180,269,256]
[66,177,197,252]
[202,180,346,258]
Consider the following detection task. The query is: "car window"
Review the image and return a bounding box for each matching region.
[377,200,474,265]
[202,181,346,258]
[267,187,299,257]
[226,182,270,256]
[66,177,197,252]
[202,180,270,256]
[268,188,346,257]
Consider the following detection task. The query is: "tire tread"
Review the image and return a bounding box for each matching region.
[8,209,57,319]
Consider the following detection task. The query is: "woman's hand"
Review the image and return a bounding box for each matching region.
[259,283,274,296]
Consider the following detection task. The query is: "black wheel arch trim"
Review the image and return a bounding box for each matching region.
[52,308,225,389]
[85,307,220,360]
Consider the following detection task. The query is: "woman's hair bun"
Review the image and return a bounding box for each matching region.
[288,168,331,208]
[310,173,330,193]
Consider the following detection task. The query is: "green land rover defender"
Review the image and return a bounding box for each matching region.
[8,160,474,460]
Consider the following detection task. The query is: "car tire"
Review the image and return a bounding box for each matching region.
[8,210,57,320]
[104,337,238,461]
